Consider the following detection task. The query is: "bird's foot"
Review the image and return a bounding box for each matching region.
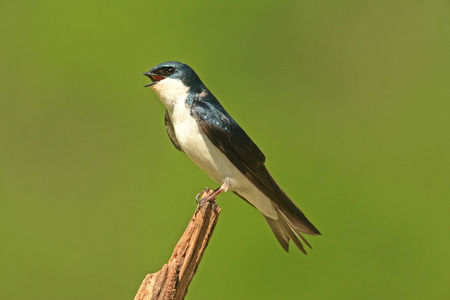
[195,186,224,215]
[196,187,211,203]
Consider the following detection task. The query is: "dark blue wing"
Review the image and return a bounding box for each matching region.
[192,94,320,235]
[192,97,265,172]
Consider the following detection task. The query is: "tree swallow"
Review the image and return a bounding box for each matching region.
[143,61,320,253]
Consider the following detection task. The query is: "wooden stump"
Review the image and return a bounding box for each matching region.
[134,191,221,300]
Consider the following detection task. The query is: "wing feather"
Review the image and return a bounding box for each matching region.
[165,109,182,151]
[192,98,320,235]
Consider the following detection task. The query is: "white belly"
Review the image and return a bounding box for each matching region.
[171,101,232,183]
[169,101,277,219]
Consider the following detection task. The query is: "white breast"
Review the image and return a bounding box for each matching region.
[151,78,228,182]
[171,98,232,183]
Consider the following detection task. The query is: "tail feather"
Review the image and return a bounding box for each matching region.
[282,207,321,235]
[233,191,320,253]
[264,207,317,254]
[264,215,290,252]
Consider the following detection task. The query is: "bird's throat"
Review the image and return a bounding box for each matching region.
[151,78,190,110]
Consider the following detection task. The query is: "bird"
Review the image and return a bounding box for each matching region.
[143,61,320,253]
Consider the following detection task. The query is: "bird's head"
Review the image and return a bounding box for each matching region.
[143,61,203,90]
[143,61,205,108]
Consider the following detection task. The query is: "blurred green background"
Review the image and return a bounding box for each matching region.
[1,1,449,299]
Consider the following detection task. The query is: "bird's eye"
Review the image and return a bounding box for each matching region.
[167,67,175,74]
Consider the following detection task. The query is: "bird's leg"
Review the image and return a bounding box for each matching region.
[195,181,230,214]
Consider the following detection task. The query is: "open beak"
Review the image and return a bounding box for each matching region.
[143,72,164,87]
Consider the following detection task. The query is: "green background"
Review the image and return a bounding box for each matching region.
[1,1,449,299]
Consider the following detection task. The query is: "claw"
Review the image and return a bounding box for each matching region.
[194,184,227,215]
[194,181,229,215]
[196,187,211,203]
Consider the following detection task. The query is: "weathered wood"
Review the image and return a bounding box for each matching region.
[134,191,221,300]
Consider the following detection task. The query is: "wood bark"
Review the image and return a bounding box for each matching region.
[134,191,221,300]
